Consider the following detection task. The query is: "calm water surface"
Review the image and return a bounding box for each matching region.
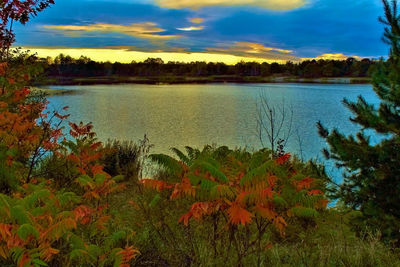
[46,83,378,181]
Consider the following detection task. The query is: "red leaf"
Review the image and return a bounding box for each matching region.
[308,189,323,196]
[227,203,253,225]
[141,179,172,191]
[294,177,314,190]
[178,212,192,226]
[276,153,291,165]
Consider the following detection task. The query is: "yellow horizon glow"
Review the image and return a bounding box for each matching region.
[26,47,289,64]
[24,47,366,65]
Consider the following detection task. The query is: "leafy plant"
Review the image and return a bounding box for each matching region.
[140,146,328,265]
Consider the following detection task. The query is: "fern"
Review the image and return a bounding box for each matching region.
[184,146,200,161]
[10,205,31,225]
[68,234,86,250]
[240,160,274,186]
[190,160,228,183]
[149,154,183,175]
[199,178,218,191]
[69,249,88,262]
[57,191,80,206]
[170,147,190,165]
[272,195,288,208]
[290,207,318,218]
[17,224,39,240]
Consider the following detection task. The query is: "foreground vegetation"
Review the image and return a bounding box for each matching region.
[1,0,400,266]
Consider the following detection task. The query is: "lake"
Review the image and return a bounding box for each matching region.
[45,83,379,181]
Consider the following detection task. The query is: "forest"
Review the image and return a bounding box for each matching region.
[44,55,374,78]
[0,0,400,266]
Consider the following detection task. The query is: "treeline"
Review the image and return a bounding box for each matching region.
[44,54,376,78]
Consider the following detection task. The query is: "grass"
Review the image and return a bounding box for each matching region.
[108,181,400,267]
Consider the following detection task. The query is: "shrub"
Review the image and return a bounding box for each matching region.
[102,140,143,182]
[137,145,329,266]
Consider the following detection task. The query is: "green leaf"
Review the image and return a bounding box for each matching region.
[10,205,31,224]
[240,161,274,186]
[32,259,48,267]
[149,154,183,175]
[112,175,124,182]
[272,195,287,208]
[149,193,161,207]
[87,245,102,259]
[58,191,80,206]
[170,147,190,165]
[290,207,318,218]
[190,160,228,183]
[199,179,218,191]
[68,234,86,250]
[94,173,107,185]
[76,175,93,187]
[17,224,40,240]
[69,249,88,261]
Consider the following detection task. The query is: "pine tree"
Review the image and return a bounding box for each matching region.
[318,0,400,244]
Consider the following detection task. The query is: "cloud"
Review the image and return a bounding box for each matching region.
[189,18,204,23]
[207,42,298,62]
[314,53,364,60]
[177,26,204,31]
[43,22,181,39]
[153,0,306,10]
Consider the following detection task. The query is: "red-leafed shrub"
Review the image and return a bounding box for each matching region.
[138,146,328,265]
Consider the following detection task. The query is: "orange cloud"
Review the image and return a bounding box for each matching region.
[177,26,204,31]
[207,42,298,62]
[314,53,363,60]
[44,22,181,39]
[189,18,204,23]
[154,0,306,10]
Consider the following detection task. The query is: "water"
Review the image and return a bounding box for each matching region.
[45,83,379,181]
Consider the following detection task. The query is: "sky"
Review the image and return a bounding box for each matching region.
[14,0,388,64]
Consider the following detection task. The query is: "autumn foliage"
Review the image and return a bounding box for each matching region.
[0,51,138,267]
[140,146,328,265]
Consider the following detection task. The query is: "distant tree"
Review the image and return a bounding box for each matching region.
[302,60,322,78]
[318,0,400,245]
[144,57,164,64]
[77,55,91,64]
[270,62,282,74]
[322,62,341,77]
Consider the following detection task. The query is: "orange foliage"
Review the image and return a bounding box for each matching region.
[276,153,291,165]
[117,246,140,267]
[227,203,253,225]
[141,179,172,191]
[294,177,314,190]
[143,150,328,242]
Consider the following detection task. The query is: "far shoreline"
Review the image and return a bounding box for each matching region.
[37,75,371,86]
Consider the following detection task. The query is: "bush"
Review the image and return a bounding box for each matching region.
[135,145,330,266]
[102,140,143,182]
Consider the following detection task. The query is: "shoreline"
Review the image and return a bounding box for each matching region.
[37,76,371,86]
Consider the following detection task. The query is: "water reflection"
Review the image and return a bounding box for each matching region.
[46,83,377,182]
